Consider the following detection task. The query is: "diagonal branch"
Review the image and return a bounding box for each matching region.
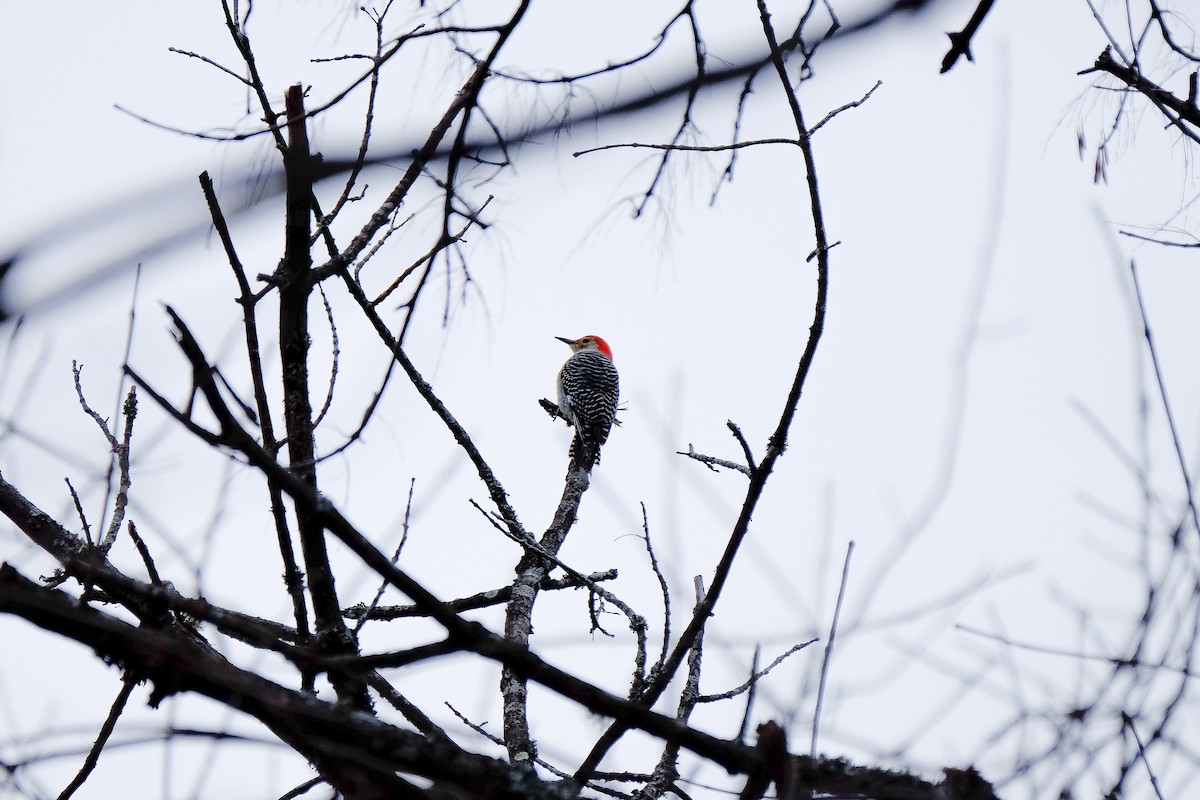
[0,564,510,800]
[574,0,835,783]
[198,170,311,652]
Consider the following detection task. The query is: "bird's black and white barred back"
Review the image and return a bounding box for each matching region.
[555,335,619,469]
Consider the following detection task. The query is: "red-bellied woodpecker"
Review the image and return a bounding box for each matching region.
[555,334,619,468]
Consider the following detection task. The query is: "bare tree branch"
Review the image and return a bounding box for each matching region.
[940,0,996,73]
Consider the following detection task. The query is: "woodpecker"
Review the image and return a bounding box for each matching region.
[555,334,619,468]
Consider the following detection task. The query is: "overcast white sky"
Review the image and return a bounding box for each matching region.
[2,1,1199,798]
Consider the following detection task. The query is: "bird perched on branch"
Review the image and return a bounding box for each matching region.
[553,334,619,469]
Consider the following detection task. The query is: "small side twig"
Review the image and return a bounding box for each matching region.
[808,80,882,134]
[678,443,752,476]
[352,478,416,635]
[574,137,801,158]
[700,640,817,703]
[64,478,92,546]
[72,362,119,448]
[126,521,161,586]
[642,503,672,676]
[727,421,757,474]
[711,68,765,205]
[311,283,340,429]
[315,357,399,463]
[278,777,325,800]
[1119,229,1200,248]
[167,47,253,85]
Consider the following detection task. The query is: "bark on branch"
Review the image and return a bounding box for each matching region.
[278,83,369,709]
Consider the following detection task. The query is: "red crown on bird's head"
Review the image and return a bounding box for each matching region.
[557,334,614,360]
[578,335,612,359]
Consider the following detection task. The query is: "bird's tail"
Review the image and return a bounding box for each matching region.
[569,432,600,470]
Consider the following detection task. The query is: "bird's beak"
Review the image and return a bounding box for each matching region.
[555,336,574,345]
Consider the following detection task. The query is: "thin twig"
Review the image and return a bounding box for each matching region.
[699,640,817,703]
[126,521,162,586]
[99,388,136,554]
[1129,261,1200,541]
[1119,229,1200,248]
[104,263,141,530]
[727,421,757,474]
[642,503,672,678]
[677,443,752,476]
[167,47,252,85]
[353,479,416,634]
[56,676,137,800]
[631,1,704,219]
[311,282,339,429]
[955,624,1196,675]
[315,357,399,463]
[808,80,882,134]
[574,137,800,158]
[72,362,118,448]
[711,68,765,205]
[64,478,92,546]
[811,540,853,758]
[277,777,325,800]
